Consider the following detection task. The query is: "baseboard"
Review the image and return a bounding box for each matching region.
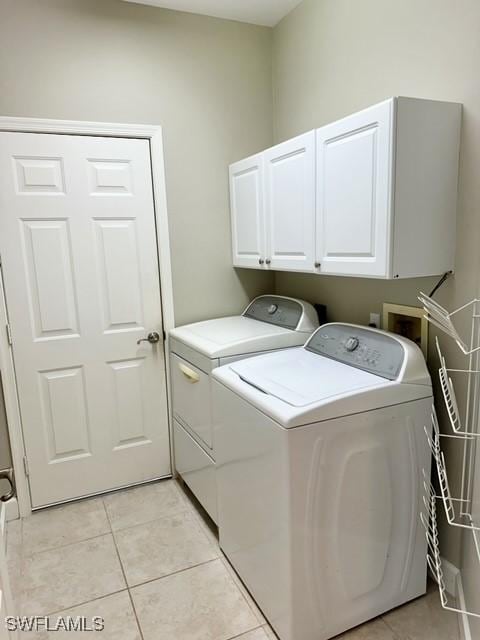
[4,497,18,522]
[441,557,460,597]
[0,501,5,553]
[440,556,471,640]
[456,572,472,640]
[0,498,19,555]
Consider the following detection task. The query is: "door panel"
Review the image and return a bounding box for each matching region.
[316,99,394,277]
[229,153,266,269]
[109,357,149,450]
[22,219,79,339]
[87,159,133,195]
[40,365,91,463]
[14,155,66,194]
[93,218,143,331]
[0,132,171,507]
[265,131,316,272]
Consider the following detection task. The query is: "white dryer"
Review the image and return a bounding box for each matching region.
[212,323,432,640]
[169,295,318,523]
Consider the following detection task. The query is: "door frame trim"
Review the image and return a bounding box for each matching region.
[0,117,175,516]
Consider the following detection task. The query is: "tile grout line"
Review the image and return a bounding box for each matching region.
[129,557,220,590]
[224,625,263,640]
[103,479,193,534]
[125,553,265,639]
[16,519,115,615]
[108,504,198,537]
[42,587,128,618]
[108,509,191,533]
[379,615,411,640]
[103,482,221,587]
[219,554,268,627]
[174,481,224,559]
[102,497,145,640]
[21,529,113,558]
[186,500,220,546]
[176,480,267,629]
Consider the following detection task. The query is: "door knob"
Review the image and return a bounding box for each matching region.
[258,258,265,265]
[137,331,161,345]
[265,258,271,265]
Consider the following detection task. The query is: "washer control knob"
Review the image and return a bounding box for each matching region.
[345,336,359,352]
[268,304,278,315]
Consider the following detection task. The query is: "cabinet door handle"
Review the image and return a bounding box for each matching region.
[315,262,321,269]
[265,258,271,265]
[178,362,200,383]
[258,258,265,265]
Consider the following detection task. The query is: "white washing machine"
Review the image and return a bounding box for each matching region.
[212,323,432,640]
[169,295,318,523]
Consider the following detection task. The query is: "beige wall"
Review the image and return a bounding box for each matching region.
[272,0,480,626]
[0,0,274,326]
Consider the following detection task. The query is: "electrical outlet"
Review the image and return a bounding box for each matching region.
[369,312,381,328]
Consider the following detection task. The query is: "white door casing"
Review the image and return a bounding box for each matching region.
[316,99,394,277]
[229,153,266,269]
[0,131,171,507]
[264,131,316,272]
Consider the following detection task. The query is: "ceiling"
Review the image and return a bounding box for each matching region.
[121,0,303,27]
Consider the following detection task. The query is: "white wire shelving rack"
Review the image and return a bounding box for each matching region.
[418,292,480,618]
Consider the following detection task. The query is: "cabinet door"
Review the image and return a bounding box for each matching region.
[264,131,316,272]
[229,153,266,269]
[316,99,394,277]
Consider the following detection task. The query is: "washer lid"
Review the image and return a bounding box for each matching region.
[169,316,306,359]
[229,348,386,407]
[214,342,432,427]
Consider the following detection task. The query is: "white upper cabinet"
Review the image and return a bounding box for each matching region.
[229,97,461,279]
[316,97,461,278]
[264,131,316,272]
[229,153,266,269]
[316,100,393,277]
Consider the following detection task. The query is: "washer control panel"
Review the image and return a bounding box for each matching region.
[244,296,303,330]
[306,324,405,380]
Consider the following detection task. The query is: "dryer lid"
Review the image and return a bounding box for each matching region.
[229,348,388,407]
[169,295,319,359]
[169,316,303,359]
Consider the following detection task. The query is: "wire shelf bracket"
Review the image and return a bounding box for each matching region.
[418,293,480,355]
[421,476,480,619]
[419,292,480,619]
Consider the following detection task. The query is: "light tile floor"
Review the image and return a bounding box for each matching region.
[6,479,460,640]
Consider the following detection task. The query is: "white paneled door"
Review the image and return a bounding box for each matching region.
[0,132,171,507]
